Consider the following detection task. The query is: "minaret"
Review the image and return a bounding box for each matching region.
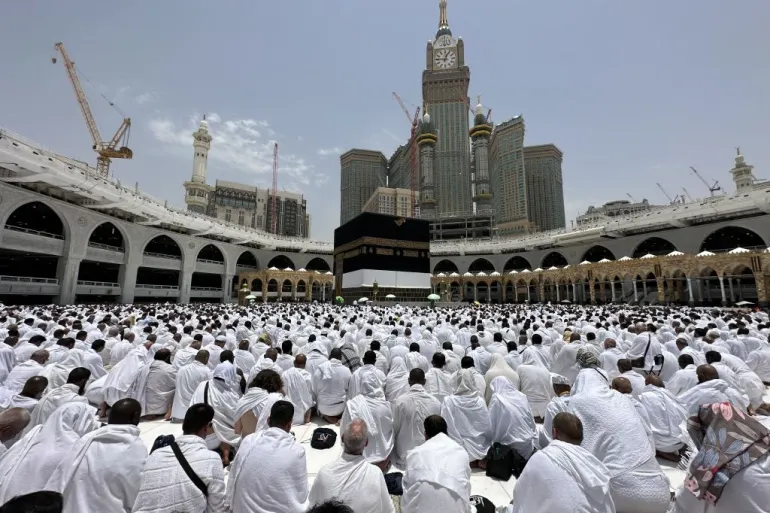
[184,116,214,214]
[470,95,493,214]
[730,146,756,192]
[417,108,438,218]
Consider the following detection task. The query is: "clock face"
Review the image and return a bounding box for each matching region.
[434,48,457,69]
[434,35,454,48]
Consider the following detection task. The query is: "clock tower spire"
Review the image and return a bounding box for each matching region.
[439,0,449,30]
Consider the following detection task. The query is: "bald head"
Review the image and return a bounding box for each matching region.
[265,348,278,362]
[239,340,250,351]
[611,376,633,395]
[108,398,142,426]
[0,408,31,442]
[21,376,48,399]
[30,349,49,365]
[552,412,583,445]
[294,354,307,368]
[697,364,719,384]
[604,338,616,350]
[195,349,210,365]
[342,418,368,456]
[645,374,665,388]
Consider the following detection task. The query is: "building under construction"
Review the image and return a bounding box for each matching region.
[183,118,310,238]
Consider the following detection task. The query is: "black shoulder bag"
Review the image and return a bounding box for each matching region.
[203,382,210,405]
[170,441,209,498]
[630,334,651,369]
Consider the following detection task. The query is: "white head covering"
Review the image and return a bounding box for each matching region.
[454,369,480,397]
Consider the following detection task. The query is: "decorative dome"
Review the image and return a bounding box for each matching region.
[697,251,715,257]
[533,268,544,272]
[436,272,446,277]
[618,256,633,261]
[666,251,684,257]
[490,271,501,276]
[449,272,460,277]
[579,261,591,265]
[598,258,611,263]
[728,247,749,254]
[423,112,431,124]
[640,254,656,259]
[476,271,487,277]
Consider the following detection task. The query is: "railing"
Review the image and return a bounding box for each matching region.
[3,225,65,240]
[0,275,59,284]
[191,287,223,292]
[135,284,179,290]
[88,241,124,252]
[76,280,119,287]
[196,258,225,265]
[143,252,182,260]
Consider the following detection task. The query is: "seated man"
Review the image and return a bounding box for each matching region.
[309,419,394,513]
[508,412,615,513]
[638,374,689,462]
[313,348,351,424]
[402,415,472,513]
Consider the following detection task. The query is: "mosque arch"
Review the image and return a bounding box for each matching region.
[143,235,182,259]
[4,201,66,239]
[632,237,677,258]
[433,260,459,275]
[268,254,295,270]
[197,243,225,263]
[468,258,495,274]
[250,278,263,291]
[87,221,126,251]
[581,245,616,263]
[236,250,259,269]
[305,257,331,272]
[281,279,292,293]
[699,226,766,253]
[541,251,568,268]
[503,256,532,272]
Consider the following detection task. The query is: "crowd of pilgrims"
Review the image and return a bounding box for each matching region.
[0,302,768,513]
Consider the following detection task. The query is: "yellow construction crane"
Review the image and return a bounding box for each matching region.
[52,42,132,177]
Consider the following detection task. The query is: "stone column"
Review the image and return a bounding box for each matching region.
[56,256,81,305]
[222,273,234,304]
[633,281,638,302]
[728,278,735,303]
[178,264,194,304]
[119,261,139,304]
[589,283,596,304]
[538,282,545,302]
[718,276,727,305]
[611,282,616,302]
[656,278,665,303]
[556,284,561,302]
[687,278,695,304]
[526,286,531,302]
[572,283,577,303]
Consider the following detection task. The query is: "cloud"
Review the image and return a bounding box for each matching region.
[134,92,157,105]
[317,147,342,157]
[148,114,320,188]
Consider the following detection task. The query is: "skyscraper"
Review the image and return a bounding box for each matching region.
[339,149,387,225]
[524,144,566,232]
[489,116,529,235]
[422,0,472,217]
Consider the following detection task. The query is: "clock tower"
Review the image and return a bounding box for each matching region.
[422,0,472,217]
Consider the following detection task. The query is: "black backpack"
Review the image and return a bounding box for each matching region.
[485,442,514,481]
[310,427,337,449]
[470,495,495,513]
[151,434,175,454]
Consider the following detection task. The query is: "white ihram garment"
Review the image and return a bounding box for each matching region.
[313,358,351,417]
[511,439,615,513]
[171,360,211,420]
[133,360,177,415]
[425,367,454,404]
[638,384,689,452]
[341,371,394,463]
[190,365,241,448]
[281,367,313,424]
[402,432,472,513]
[488,376,537,458]
[0,402,98,504]
[385,357,410,402]
[517,363,555,417]
[233,387,284,434]
[102,346,151,406]
[1,360,43,393]
[392,384,441,468]
[227,427,309,513]
[309,452,395,513]
[46,424,148,513]
[569,388,670,513]
[677,379,749,416]
[483,354,520,403]
[38,350,85,391]
[132,434,227,513]
[441,369,491,461]
[27,383,87,432]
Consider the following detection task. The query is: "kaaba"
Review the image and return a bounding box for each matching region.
[334,212,431,303]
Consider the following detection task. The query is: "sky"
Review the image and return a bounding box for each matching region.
[1,1,769,241]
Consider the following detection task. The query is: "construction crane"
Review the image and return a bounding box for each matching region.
[392,92,420,217]
[455,86,493,124]
[681,187,693,202]
[52,42,132,178]
[271,143,279,234]
[656,182,682,204]
[626,193,638,203]
[690,166,722,197]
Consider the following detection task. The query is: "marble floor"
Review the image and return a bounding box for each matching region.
[138,416,688,508]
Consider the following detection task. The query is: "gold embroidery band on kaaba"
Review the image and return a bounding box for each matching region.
[333,236,430,256]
